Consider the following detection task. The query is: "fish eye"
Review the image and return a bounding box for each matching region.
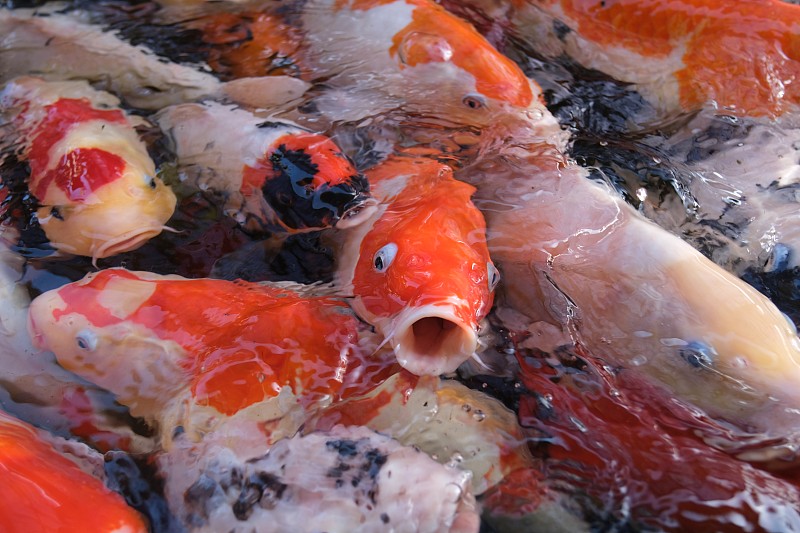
[75,329,98,351]
[462,94,487,110]
[487,262,500,291]
[49,206,65,221]
[373,243,398,273]
[144,174,157,189]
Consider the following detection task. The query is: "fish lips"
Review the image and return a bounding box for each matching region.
[385,303,479,376]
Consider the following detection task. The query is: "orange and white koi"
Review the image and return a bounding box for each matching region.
[331,156,497,375]
[27,268,386,443]
[0,408,148,533]
[0,77,176,260]
[446,0,800,118]
[156,101,375,235]
[462,140,800,461]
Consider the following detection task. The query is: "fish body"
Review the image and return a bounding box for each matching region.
[1,77,176,260]
[156,101,374,235]
[446,0,800,118]
[332,156,496,375]
[466,149,800,460]
[161,424,479,533]
[0,409,147,533]
[513,347,800,531]
[27,268,375,439]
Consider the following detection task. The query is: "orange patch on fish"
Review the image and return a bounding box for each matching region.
[338,0,533,107]
[37,269,363,416]
[538,0,800,116]
[200,11,308,79]
[0,410,147,533]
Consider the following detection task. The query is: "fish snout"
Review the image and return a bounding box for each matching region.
[389,303,479,376]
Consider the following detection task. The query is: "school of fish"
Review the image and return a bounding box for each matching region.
[2,0,800,531]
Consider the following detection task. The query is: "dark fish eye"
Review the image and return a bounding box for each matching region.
[462,94,487,110]
[373,243,398,273]
[50,206,64,221]
[145,175,157,189]
[76,329,98,351]
[487,262,500,291]
[679,341,716,368]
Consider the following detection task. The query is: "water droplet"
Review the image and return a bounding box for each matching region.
[631,354,647,366]
[472,409,485,422]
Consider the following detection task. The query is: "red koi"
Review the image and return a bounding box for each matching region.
[333,156,497,375]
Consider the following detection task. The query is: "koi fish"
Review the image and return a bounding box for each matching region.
[0,238,153,453]
[512,345,800,531]
[26,268,384,443]
[161,0,556,131]
[155,101,375,235]
[444,0,800,118]
[0,76,177,260]
[161,424,479,533]
[0,408,148,533]
[330,156,497,375]
[463,142,800,462]
[0,5,311,111]
[308,372,530,493]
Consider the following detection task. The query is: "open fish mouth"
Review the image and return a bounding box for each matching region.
[388,304,478,375]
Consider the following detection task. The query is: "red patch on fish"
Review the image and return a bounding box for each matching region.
[26,98,129,200]
[34,148,126,202]
[54,270,361,416]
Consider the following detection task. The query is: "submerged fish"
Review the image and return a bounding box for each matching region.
[161,424,479,533]
[156,101,375,235]
[463,142,800,462]
[0,77,176,260]
[27,268,379,442]
[0,5,310,111]
[331,156,497,375]
[0,408,148,533]
[446,0,800,118]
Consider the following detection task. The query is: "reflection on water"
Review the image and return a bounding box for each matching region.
[2,0,800,531]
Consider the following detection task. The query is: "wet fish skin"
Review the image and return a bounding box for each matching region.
[0,76,177,260]
[155,101,375,235]
[331,155,497,375]
[26,268,375,443]
[0,408,148,533]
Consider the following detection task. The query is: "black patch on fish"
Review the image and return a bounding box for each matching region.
[184,474,219,526]
[553,19,572,41]
[105,451,182,533]
[678,341,716,368]
[670,115,752,165]
[327,461,352,479]
[233,472,287,520]
[257,121,294,130]
[361,448,388,481]
[381,513,390,524]
[261,144,369,231]
[326,438,361,458]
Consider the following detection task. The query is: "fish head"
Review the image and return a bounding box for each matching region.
[245,132,376,232]
[349,158,497,375]
[32,128,177,260]
[383,0,550,127]
[27,269,185,418]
